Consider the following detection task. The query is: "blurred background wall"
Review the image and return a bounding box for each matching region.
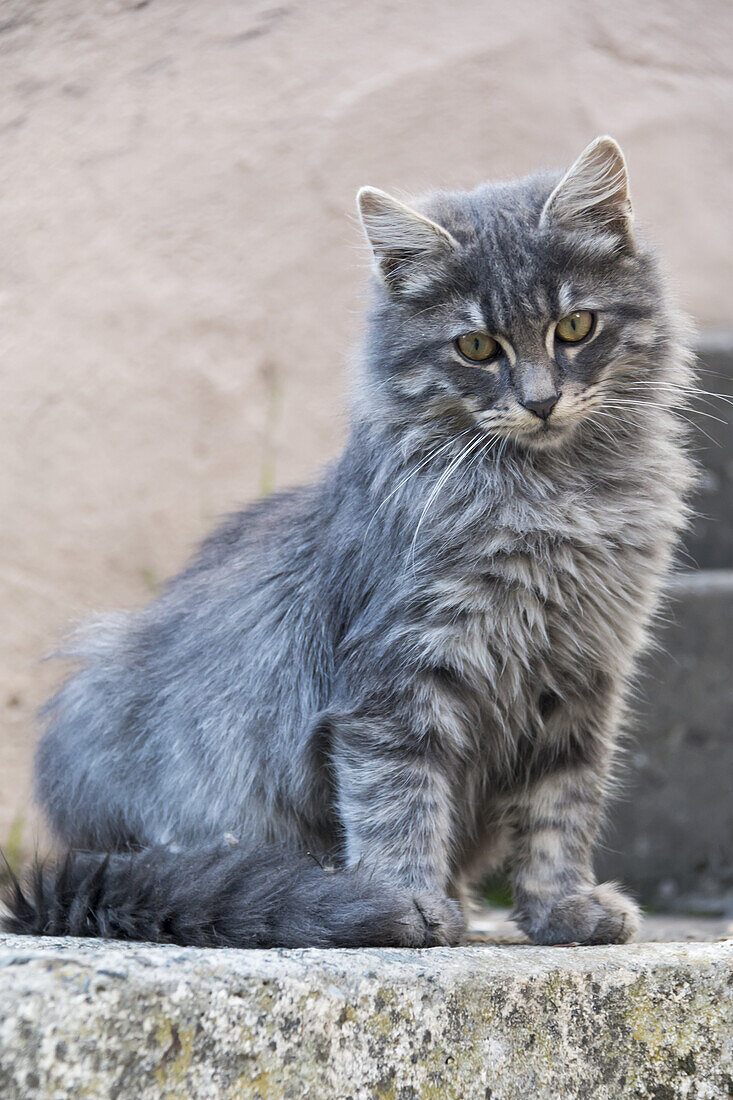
[1,0,731,855]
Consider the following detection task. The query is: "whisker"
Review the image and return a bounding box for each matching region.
[601,396,724,421]
[358,427,477,568]
[584,409,620,445]
[408,432,492,573]
[599,401,721,446]
[369,428,475,525]
[621,380,733,408]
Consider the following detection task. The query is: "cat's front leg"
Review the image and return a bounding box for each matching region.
[328,710,465,947]
[510,765,639,945]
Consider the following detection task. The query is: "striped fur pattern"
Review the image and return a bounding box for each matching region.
[4,138,695,947]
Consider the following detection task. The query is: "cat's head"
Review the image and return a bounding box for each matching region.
[357,137,679,453]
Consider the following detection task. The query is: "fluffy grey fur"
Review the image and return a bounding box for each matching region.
[4,137,696,948]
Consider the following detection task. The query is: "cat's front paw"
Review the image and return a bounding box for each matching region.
[396,892,465,947]
[521,883,640,946]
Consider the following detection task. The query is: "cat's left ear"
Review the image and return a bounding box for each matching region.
[357,187,458,295]
[540,136,634,244]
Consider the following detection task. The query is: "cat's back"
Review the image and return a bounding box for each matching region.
[174,481,324,579]
[36,477,342,847]
[128,478,338,703]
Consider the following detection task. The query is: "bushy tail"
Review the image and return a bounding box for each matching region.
[1,843,463,948]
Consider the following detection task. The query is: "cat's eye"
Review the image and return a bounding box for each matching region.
[456,331,500,363]
[555,310,595,343]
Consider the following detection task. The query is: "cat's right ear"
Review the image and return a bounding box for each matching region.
[540,136,634,245]
[357,187,458,296]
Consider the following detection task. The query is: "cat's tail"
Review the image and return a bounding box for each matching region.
[1,843,464,948]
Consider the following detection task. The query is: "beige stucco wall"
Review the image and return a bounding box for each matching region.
[1,0,731,844]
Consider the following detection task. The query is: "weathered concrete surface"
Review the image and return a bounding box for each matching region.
[1,932,733,1100]
[598,570,733,913]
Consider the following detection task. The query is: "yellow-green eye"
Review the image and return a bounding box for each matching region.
[555,310,595,343]
[456,331,500,363]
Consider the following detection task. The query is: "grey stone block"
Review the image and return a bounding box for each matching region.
[1,933,733,1100]
[598,570,733,912]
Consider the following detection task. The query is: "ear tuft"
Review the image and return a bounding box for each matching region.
[357,186,457,295]
[540,136,633,240]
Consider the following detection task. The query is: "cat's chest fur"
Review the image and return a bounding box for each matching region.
[416,471,666,755]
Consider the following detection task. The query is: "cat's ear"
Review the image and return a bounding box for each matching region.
[357,187,458,295]
[540,136,634,243]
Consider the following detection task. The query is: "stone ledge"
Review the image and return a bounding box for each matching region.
[598,569,733,910]
[1,932,733,1099]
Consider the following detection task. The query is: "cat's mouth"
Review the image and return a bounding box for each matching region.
[478,398,585,451]
[513,412,576,451]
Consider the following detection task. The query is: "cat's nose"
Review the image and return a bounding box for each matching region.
[521,393,560,420]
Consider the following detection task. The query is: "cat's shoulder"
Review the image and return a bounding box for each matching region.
[182,484,320,578]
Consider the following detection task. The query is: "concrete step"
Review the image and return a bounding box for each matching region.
[1,919,732,1099]
[598,569,733,912]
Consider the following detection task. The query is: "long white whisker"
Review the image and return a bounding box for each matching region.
[365,427,475,533]
[497,433,510,466]
[600,401,720,445]
[408,432,489,573]
[620,380,733,406]
[585,409,620,445]
[600,396,726,425]
[611,387,726,420]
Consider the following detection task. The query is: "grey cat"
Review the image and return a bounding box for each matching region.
[4,137,696,949]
